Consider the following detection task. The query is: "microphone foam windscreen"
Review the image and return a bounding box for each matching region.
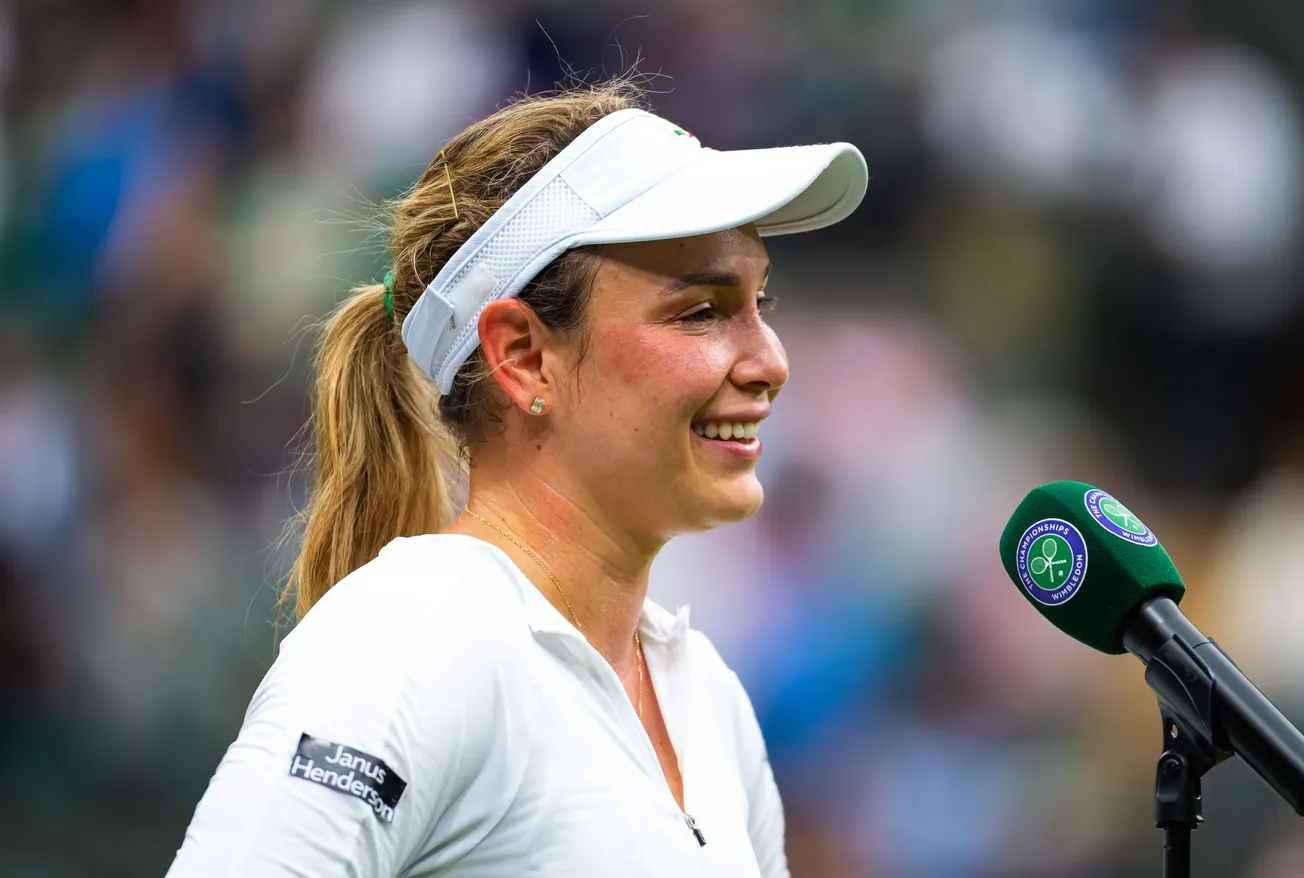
[998,480,1185,654]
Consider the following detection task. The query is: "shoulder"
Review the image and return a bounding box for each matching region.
[263,532,535,743]
[167,537,535,875]
[264,535,537,746]
[281,534,529,675]
[255,534,535,829]
[298,533,526,631]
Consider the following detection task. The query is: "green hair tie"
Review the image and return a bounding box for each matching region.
[382,270,395,327]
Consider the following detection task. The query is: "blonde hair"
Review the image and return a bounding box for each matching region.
[283,82,646,621]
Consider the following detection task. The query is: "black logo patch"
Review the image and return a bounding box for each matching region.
[289,733,407,823]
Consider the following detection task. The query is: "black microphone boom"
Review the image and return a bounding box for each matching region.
[1123,595,1304,814]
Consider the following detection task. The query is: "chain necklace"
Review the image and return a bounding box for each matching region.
[465,508,645,721]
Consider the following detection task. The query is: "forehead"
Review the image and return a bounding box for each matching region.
[589,226,769,304]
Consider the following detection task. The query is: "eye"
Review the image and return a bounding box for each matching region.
[757,294,778,315]
[678,304,721,324]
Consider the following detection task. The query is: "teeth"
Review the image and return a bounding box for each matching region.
[691,420,761,442]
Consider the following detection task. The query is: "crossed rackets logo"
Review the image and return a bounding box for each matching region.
[1029,535,1071,588]
[1100,499,1145,535]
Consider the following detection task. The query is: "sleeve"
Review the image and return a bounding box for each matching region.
[165,561,528,877]
[727,669,789,878]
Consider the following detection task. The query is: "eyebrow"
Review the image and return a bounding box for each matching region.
[661,262,772,295]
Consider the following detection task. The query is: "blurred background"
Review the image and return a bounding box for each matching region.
[3,0,1304,874]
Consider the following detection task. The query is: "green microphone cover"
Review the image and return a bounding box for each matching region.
[999,480,1186,655]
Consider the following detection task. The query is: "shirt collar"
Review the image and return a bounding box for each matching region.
[638,597,691,645]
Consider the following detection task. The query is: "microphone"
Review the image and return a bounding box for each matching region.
[998,480,1304,814]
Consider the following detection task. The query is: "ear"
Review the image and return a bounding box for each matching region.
[477,298,551,411]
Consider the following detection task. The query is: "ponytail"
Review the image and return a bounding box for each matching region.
[283,284,460,620]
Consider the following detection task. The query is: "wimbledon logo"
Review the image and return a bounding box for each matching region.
[1016,518,1088,606]
[1084,489,1158,546]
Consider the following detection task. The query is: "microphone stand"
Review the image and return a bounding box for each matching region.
[1124,597,1304,874]
[1129,607,1223,878]
[1153,704,1214,878]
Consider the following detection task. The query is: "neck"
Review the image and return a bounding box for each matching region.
[451,463,663,663]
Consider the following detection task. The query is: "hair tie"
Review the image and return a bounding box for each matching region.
[382,270,395,327]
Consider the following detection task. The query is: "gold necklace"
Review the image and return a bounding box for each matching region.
[465,508,645,720]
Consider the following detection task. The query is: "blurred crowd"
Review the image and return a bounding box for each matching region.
[3,0,1304,875]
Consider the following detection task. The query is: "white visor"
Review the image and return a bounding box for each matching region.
[401,108,868,393]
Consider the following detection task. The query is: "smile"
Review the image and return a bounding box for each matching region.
[691,420,760,442]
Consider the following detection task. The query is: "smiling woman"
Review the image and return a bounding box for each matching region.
[166,79,866,878]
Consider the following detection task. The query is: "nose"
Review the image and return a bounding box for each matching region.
[730,319,789,397]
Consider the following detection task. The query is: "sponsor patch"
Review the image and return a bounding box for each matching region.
[1015,518,1088,606]
[289,734,407,823]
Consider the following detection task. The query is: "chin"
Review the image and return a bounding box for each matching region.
[693,480,765,528]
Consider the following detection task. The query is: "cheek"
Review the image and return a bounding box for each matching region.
[583,327,730,416]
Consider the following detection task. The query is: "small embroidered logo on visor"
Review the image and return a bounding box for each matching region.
[289,733,407,823]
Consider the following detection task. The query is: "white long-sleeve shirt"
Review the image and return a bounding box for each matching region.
[167,533,788,877]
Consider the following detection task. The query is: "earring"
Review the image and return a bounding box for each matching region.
[530,397,546,414]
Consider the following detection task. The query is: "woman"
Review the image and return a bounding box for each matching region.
[168,82,866,877]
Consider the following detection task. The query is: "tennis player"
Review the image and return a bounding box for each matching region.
[166,82,866,877]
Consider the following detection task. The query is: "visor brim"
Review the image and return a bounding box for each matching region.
[578,142,867,246]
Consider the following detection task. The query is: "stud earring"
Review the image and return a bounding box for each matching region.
[530,397,546,414]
